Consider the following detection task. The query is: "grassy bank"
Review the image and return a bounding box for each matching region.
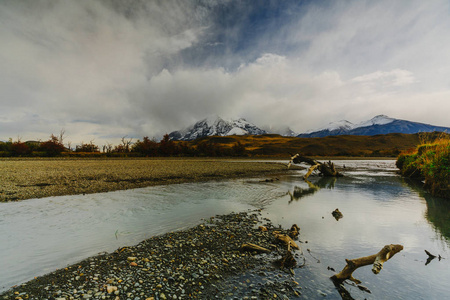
[396,134,450,198]
[0,158,296,202]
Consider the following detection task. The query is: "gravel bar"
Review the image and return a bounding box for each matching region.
[1,210,303,300]
[0,158,298,202]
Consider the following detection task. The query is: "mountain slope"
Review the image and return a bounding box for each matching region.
[298,115,449,137]
[169,116,267,141]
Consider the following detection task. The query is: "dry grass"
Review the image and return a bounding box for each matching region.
[190,133,424,157]
[396,133,450,198]
[0,158,292,202]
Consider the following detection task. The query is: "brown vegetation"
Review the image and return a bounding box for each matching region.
[396,132,450,198]
[185,133,422,157]
[0,132,428,158]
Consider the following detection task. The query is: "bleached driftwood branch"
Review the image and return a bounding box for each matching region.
[331,244,404,284]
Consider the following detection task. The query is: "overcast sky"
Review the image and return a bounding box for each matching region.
[1,0,450,145]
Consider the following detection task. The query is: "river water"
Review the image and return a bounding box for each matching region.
[1,160,449,299]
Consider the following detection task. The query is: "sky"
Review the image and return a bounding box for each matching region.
[1,0,450,145]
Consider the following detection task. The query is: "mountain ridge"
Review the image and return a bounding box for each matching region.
[168,116,267,141]
[169,115,449,141]
[297,115,449,138]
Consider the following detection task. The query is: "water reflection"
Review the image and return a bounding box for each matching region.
[288,177,336,203]
[1,160,449,299]
[425,196,450,242]
[403,178,450,244]
[263,161,450,300]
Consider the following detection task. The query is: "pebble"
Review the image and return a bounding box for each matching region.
[0,211,303,299]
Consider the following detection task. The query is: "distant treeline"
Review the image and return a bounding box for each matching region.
[0,134,247,157]
[3,131,447,158]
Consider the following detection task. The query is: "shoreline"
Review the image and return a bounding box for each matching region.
[0,158,301,202]
[1,210,302,299]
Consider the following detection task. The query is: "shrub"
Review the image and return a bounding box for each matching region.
[10,141,31,156]
[397,134,450,198]
[76,142,100,153]
[39,135,65,156]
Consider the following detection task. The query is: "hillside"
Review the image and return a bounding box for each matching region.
[182,133,436,157]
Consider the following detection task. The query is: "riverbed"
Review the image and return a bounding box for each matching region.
[1,160,449,299]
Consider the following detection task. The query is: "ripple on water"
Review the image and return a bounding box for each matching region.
[1,160,449,299]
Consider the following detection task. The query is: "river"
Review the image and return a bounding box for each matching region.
[1,160,449,299]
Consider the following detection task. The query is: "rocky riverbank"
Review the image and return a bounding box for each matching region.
[1,210,303,300]
[0,158,298,202]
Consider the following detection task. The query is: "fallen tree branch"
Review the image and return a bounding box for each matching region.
[331,244,403,284]
[273,232,300,250]
[288,154,343,179]
[240,243,271,253]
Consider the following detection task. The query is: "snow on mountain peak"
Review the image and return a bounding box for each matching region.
[356,115,394,128]
[305,120,354,133]
[169,116,267,140]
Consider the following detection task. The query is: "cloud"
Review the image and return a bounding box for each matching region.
[0,0,206,143]
[1,0,450,145]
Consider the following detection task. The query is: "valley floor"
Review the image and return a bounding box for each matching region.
[0,158,298,202]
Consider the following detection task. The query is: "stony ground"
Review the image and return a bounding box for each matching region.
[1,211,304,300]
[0,158,298,202]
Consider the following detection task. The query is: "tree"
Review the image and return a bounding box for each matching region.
[132,136,158,156]
[39,134,65,156]
[159,134,177,156]
[121,136,133,153]
[76,141,99,152]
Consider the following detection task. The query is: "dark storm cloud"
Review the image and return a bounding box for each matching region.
[1,0,450,145]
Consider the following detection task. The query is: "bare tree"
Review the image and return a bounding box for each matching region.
[59,129,66,145]
[121,136,133,153]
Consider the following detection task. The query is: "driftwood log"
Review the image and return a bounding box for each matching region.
[240,243,271,253]
[288,154,343,180]
[273,231,300,250]
[331,244,404,284]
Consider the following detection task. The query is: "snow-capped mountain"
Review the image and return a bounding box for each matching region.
[262,125,298,137]
[303,120,355,135]
[298,115,450,138]
[354,115,395,128]
[169,116,267,140]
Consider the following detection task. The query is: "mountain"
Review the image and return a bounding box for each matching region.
[169,116,267,141]
[262,125,298,137]
[298,115,450,138]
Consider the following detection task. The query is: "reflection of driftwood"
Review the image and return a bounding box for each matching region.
[288,154,343,180]
[331,244,403,284]
[333,280,371,300]
[288,180,319,202]
[288,177,337,203]
[425,249,444,265]
[278,249,296,269]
